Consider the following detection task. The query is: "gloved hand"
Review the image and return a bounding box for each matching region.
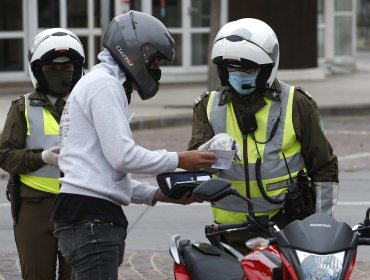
[198,133,242,160]
[41,146,60,166]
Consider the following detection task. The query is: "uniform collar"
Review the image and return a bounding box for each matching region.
[263,79,281,101]
[28,90,48,106]
[28,90,69,106]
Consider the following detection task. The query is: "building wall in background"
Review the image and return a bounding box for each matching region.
[0,0,362,83]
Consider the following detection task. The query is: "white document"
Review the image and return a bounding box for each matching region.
[211,150,235,170]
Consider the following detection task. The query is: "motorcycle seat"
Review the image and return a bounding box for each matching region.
[183,242,244,280]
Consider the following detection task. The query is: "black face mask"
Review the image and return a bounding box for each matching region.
[149,68,161,83]
[42,69,74,97]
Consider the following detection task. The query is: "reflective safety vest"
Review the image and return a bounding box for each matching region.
[19,93,60,194]
[207,82,305,224]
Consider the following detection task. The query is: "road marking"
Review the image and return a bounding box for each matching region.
[127,252,147,280]
[338,153,370,161]
[150,253,167,278]
[325,130,370,135]
[338,201,370,206]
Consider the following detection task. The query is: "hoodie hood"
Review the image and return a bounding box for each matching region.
[91,48,126,85]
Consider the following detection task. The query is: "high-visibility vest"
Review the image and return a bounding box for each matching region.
[207,82,305,224]
[19,93,60,194]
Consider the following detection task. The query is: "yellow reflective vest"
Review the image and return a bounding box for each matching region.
[19,93,60,194]
[207,82,305,224]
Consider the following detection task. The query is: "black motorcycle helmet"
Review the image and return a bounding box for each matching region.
[102,10,176,100]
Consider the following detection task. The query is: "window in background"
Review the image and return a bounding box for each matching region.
[0,0,22,31]
[94,0,115,28]
[0,0,23,71]
[152,0,182,28]
[334,0,353,56]
[67,0,87,27]
[191,33,209,65]
[334,16,353,56]
[317,0,325,58]
[191,0,210,27]
[38,0,60,27]
[0,39,23,71]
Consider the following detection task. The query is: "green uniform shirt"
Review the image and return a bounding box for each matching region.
[0,90,62,197]
[188,80,338,183]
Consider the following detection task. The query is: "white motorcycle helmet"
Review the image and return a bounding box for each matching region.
[211,18,279,90]
[28,28,85,96]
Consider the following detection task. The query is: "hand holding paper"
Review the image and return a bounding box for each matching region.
[211,149,235,169]
[198,133,242,161]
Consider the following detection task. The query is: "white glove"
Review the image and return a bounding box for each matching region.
[198,133,242,160]
[41,146,60,166]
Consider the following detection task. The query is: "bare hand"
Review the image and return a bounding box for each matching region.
[153,189,203,205]
[177,150,216,171]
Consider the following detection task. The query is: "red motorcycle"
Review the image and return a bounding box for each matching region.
[160,173,370,280]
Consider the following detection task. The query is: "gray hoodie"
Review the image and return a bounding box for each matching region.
[58,49,178,206]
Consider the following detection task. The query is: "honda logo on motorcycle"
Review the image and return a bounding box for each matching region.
[309,223,332,228]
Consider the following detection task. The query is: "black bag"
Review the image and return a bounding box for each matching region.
[284,170,315,222]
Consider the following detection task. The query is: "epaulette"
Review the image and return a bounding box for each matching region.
[296,86,312,100]
[193,91,209,106]
[11,96,23,105]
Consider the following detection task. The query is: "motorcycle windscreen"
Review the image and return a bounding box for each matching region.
[276,212,358,254]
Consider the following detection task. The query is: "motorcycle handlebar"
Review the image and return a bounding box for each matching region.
[205,222,262,237]
[358,238,370,245]
[215,221,251,231]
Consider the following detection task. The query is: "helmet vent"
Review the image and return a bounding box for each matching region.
[52,32,68,36]
[226,35,244,42]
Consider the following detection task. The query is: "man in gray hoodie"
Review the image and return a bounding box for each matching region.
[52,11,216,279]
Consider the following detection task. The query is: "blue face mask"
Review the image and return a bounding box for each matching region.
[228,71,259,95]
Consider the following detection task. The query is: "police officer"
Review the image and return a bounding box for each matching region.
[0,28,85,280]
[188,18,339,253]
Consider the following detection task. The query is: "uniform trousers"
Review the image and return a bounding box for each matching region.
[14,196,71,280]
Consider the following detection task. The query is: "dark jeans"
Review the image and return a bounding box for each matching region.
[54,220,127,280]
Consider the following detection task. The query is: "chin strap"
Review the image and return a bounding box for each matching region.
[123,79,133,104]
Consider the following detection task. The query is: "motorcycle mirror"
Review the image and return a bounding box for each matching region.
[192,178,233,202]
[156,170,212,199]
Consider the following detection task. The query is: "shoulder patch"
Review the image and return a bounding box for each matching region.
[193,91,209,106]
[30,99,44,106]
[295,86,313,100]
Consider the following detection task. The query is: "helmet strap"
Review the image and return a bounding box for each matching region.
[123,78,134,104]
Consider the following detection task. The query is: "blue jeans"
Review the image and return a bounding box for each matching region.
[54,220,127,280]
